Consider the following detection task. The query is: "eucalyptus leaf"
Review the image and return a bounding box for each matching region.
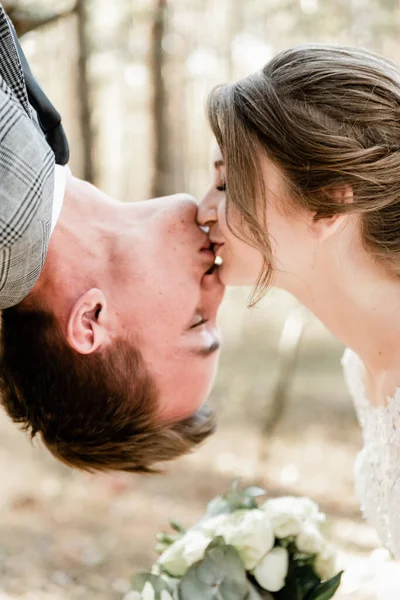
[305,571,343,600]
[132,572,172,598]
[204,480,268,519]
[205,496,234,518]
[207,536,226,550]
[179,543,248,600]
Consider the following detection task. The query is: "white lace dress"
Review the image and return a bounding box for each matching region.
[341,348,400,559]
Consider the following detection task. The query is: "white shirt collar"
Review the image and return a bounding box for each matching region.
[50,164,69,234]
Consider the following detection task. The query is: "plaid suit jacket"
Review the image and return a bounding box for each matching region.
[0,5,55,309]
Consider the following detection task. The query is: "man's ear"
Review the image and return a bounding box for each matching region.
[310,185,353,243]
[66,288,109,355]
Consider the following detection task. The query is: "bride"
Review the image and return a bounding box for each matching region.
[198,44,400,560]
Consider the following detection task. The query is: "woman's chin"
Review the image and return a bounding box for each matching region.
[218,262,258,287]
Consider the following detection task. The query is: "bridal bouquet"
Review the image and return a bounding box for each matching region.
[125,482,342,600]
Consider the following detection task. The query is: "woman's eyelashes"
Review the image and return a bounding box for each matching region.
[216,180,226,192]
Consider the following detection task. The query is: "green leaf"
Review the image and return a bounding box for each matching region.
[305,572,343,600]
[204,481,267,520]
[273,561,319,600]
[156,532,178,545]
[132,572,172,598]
[242,486,267,498]
[231,479,241,492]
[205,495,234,518]
[169,519,186,534]
[274,575,303,600]
[179,542,248,600]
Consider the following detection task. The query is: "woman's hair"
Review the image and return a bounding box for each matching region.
[207,44,400,300]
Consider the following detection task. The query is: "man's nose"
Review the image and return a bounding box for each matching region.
[167,193,198,223]
[197,188,218,227]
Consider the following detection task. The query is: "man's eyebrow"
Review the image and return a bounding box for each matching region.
[214,159,224,169]
[192,341,221,357]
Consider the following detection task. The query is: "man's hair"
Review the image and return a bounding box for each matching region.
[208,44,400,302]
[0,303,216,472]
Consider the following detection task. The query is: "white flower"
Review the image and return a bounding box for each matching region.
[296,523,324,555]
[182,530,211,565]
[314,544,337,581]
[261,496,323,539]
[253,547,289,592]
[194,514,228,537]
[214,509,274,570]
[123,593,142,600]
[124,583,174,600]
[142,582,156,600]
[158,530,211,577]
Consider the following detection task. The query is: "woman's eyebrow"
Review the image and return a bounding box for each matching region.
[214,159,224,169]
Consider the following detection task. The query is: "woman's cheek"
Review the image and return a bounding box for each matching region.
[217,199,228,231]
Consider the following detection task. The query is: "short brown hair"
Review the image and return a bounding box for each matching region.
[0,303,215,472]
[208,45,400,301]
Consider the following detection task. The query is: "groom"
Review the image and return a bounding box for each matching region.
[0,6,224,472]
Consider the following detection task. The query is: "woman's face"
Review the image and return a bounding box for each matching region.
[198,146,316,288]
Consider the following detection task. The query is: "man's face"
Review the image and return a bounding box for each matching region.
[107,194,225,421]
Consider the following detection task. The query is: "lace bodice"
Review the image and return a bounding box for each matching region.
[342,348,400,559]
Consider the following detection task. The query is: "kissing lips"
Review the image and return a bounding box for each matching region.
[212,243,224,257]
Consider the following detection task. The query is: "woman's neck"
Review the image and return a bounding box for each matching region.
[277,246,400,376]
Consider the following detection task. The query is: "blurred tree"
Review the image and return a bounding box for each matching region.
[4,0,95,183]
[76,0,94,182]
[260,306,308,455]
[150,0,170,198]
[4,0,75,37]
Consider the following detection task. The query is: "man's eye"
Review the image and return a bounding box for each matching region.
[216,183,226,192]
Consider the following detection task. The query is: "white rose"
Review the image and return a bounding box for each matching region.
[142,582,156,600]
[314,544,337,581]
[194,514,228,537]
[181,530,211,565]
[296,523,324,555]
[261,497,323,539]
[214,509,274,570]
[160,591,174,600]
[253,547,289,592]
[158,530,210,577]
[125,582,154,600]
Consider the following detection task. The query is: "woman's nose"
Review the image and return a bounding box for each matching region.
[197,188,218,226]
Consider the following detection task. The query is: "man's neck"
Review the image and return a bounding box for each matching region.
[33,176,115,322]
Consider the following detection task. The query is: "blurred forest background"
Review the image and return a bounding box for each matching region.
[1,0,400,598]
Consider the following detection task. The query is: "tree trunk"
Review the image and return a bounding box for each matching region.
[4,1,76,37]
[150,0,169,198]
[75,0,94,183]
